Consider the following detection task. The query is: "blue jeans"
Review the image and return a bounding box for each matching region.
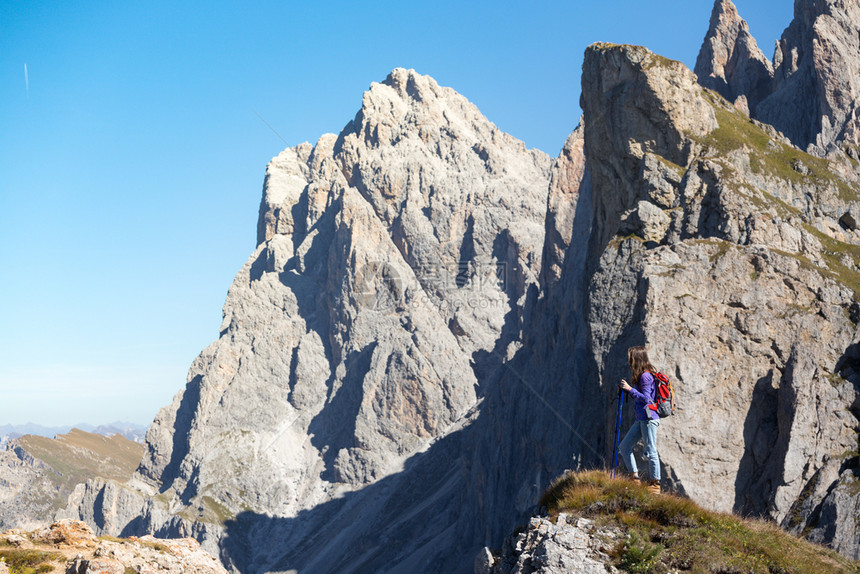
[619,418,660,481]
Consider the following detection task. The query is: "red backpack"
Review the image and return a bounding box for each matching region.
[647,372,675,417]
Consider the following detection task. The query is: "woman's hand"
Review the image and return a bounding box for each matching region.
[619,379,632,392]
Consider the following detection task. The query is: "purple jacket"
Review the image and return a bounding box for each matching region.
[628,372,658,421]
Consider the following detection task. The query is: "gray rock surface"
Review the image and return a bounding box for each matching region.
[135,67,550,519]
[0,431,144,531]
[694,0,773,114]
[69,534,228,574]
[0,520,226,574]
[759,0,860,154]
[802,466,860,560]
[0,445,61,530]
[580,42,860,554]
[696,0,860,156]
[581,43,717,252]
[485,515,620,574]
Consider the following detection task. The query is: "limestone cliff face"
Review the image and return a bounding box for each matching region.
[581,43,860,560]
[135,69,550,515]
[696,0,860,156]
[65,69,555,573]
[65,19,860,572]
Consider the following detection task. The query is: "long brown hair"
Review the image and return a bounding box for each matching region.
[628,346,656,388]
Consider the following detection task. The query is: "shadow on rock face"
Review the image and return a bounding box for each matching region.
[836,341,860,420]
[734,370,778,516]
[220,426,477,574]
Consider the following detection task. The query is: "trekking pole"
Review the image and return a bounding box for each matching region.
[612,387,624,477]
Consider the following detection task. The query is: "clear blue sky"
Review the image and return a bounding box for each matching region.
[0,0,792,427]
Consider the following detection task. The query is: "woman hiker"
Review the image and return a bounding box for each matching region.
[618,346,661,494]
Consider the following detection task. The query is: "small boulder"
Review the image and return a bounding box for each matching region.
[839,211,858,231]
[624,200,671,243]
[34,520,98,548]
[640,153,682,209]
[733,95,750,116]
[791,158,810,175]
[65,557,124,574]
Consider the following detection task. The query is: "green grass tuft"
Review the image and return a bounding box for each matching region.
[616,529,663,573]
[0,549,61,574]
[540,470,860,574]
[695,94,857,201]
[800,224,860,301]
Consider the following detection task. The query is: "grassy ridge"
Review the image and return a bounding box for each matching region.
[17,429,143,483]
[540,471,860,574]
[14,429,144,511]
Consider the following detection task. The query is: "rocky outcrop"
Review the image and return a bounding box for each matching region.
[0,444,64,530]
[0,520,227,574]
[803,464,860,560]
[582,43,717,253]
[758,0,860,154]
[66,535,227,574]
[580,41,860,554]
[480,515,621,574]
[694,0,773,114]
[696,0,860,156]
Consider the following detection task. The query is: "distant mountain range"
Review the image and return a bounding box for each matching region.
[0,421,148,449]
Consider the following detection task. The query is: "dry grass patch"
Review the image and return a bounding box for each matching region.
[540,470,860,574]
[0,548,61,574]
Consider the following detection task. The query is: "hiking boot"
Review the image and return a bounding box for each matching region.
[647,480,661,495]
[631,475,641,485]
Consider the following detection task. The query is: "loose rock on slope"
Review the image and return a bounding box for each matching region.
[0,520,226,574]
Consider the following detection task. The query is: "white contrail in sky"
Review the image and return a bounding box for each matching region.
[24,63,29,97]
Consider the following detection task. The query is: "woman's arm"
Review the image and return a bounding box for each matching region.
[627,372,655,403]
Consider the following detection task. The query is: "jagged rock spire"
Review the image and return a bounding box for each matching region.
[694,0,773,114]
[696,0,860,155]
[756,0,860,154]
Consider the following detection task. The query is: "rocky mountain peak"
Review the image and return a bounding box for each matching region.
[379,67,443,103]
[67,68,558,573]
[694,0,773,114]
[696,0,860,156]
[757,0,860,153]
